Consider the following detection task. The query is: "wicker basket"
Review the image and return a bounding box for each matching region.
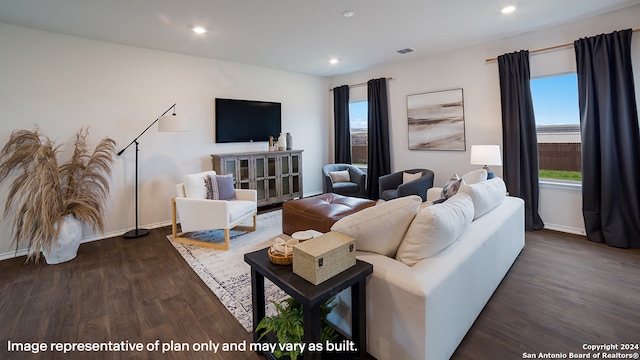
[268,247,293,265]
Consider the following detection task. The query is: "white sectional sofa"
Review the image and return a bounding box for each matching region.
[327,176,525,360]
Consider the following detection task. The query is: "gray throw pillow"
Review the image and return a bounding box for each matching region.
[441,173,463,199]
[205,174,237,200]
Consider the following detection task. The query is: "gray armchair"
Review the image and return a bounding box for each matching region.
[322,164,367,198]
[379,168,434,202]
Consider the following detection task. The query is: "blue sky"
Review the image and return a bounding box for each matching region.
[530,73,580,125]
[349,100,368,129]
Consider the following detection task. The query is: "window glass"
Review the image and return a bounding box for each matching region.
[349,101,368,166]
[531,73,581,182]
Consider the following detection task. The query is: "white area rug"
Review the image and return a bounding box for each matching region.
[167,210,289,332]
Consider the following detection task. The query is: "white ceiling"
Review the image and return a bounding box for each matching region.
[1,0,639,77]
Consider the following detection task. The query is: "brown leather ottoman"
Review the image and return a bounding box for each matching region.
[282,193,376,235]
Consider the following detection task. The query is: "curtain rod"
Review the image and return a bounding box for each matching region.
[329,77,394,91]
[485,28,640,63]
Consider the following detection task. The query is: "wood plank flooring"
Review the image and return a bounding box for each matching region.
[1,225,638,359]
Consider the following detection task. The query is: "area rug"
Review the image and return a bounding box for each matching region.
[167,210,289,332]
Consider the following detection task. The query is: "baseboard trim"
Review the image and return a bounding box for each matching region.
[543,223,586,236]
[0,220,172,261]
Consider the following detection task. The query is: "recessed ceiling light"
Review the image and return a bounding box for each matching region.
[329,58,339,65]
[192,26,206,34]
[342,10,355,18]
[501,6,516,14]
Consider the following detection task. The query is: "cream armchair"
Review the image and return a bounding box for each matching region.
[171,171,257,250]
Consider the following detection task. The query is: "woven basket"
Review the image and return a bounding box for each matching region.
[268,247,293,265]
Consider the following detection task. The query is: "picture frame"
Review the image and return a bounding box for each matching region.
[407,88,466,151]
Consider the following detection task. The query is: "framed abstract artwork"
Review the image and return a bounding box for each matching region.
[407,88,466,151]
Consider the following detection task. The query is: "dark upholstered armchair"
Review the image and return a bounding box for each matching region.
[322,164,367,198]
[378,168,434,202]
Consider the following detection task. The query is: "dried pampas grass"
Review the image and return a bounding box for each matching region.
[0,127,116,262]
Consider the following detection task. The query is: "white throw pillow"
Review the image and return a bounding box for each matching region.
[403,171,422,184]
[396,193,474,266]
[183,171,217,199]
[329,170,351,183]
[330,195,422,257]
[459,177,506,219]
[461,168,488,185]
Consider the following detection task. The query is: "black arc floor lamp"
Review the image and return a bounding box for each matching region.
[118,103,189,239]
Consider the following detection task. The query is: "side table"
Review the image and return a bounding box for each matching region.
[244,247,373,360]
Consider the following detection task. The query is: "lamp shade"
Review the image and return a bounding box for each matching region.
[470,145,502,166]
[158,114,189,132]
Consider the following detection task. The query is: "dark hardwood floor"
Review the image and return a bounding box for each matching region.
[1,225,638,359]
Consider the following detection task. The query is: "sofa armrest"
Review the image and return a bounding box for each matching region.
[397,174,434,201]
[426,187,442,202]
[378,172,403,195]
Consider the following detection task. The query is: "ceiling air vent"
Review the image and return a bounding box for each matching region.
[397,48,414,54]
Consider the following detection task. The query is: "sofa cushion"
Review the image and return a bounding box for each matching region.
[461,168,488,184]
[331,195,421,257]
[183,171,217,199]
[329,170,350,183]
[395,192,474,266]
[459,177,506,219]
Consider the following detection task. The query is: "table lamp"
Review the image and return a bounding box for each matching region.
[470,145,502,179]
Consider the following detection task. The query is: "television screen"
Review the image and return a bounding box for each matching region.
[215,98,282,143]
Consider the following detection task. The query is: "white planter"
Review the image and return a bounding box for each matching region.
[43,214,83,264]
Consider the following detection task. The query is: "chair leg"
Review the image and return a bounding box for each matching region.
[223,228,230,250]
[252,213,257,231]
[171,198,178,240]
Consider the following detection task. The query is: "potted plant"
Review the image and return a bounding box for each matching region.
[255,297,338,359]
[0,127,116,263]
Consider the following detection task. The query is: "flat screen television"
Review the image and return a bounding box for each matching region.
[215,98,282,143]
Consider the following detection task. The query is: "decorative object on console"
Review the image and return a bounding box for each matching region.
[118,103,188,239]
[278,133,286,151]
[0,127,116,263]
[286,132,292,150]
[470,144,502,179]
[407,88,466,151]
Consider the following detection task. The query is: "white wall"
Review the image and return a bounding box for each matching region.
[0,23,329,258]
[329,6,640,235]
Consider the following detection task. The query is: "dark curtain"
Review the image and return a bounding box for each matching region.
[575,29,640,248]
[366,78,391,200]
[333,85,352,164]
[497,50,545,231]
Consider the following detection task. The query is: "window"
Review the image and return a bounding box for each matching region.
[530,73,581,182]
[349,100,368,166]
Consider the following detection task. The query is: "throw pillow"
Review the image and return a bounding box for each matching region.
[458,177,506,219]
[329,170,351,183]
[183,171,217,199]
[395,192,474,266]
[330,195,422,257]
[403,171,422,184]
[441,173,464,199]
[461,168,488,185]
[205,174,237,201]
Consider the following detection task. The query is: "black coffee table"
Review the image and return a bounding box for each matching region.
[244,247,373,360]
